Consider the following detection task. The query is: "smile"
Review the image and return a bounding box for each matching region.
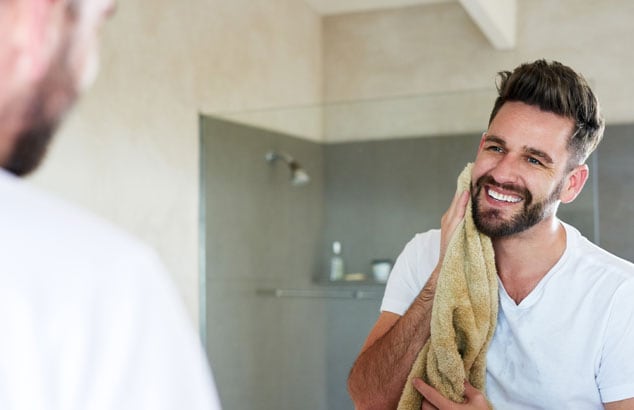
[487,188,522,203]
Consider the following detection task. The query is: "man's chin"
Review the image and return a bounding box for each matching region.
[473,208,522,238]
[3,125,56,177]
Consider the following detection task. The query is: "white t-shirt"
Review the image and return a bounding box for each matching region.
[0,170,221,410]
[381,222,634,409]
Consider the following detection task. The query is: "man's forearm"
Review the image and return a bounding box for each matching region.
[348,272,438,409]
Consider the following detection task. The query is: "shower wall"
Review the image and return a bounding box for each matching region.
[598,123,634,261]
[201,117,328,410]
[322,135,475,276]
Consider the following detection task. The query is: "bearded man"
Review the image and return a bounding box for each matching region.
[348,60,634,410]
[0,1,220,408]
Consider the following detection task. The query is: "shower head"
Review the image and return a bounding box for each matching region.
[265,150,311,187]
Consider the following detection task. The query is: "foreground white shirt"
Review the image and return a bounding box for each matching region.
[381,222,634,409]
[0,170,221,410]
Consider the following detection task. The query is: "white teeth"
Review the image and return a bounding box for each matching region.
[488,188,521,203]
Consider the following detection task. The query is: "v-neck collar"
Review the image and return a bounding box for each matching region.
[497,222,574,310]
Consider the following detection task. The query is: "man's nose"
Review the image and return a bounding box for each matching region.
[487,154,522,186]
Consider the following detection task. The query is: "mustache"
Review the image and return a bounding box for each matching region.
[473,174,532,203]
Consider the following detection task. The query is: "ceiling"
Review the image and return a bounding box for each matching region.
[302,0,454,15]
[302,0,516,50]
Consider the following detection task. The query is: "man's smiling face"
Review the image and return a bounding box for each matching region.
[471,101,576,238]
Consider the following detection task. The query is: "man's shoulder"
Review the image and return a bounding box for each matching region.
[409,228,441,247]
[563,222,634,283]
[393,229,441,272]
[0,171,158,278]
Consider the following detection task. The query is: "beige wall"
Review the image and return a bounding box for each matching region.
[324,0,634,103]
[30,0,323,322]
[324,0,634,140]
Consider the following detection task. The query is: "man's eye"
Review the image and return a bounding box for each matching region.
[527,157,542,166]
[487,146,503,153]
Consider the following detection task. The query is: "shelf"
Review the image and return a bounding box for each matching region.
[315,279,387,287]
[256,287,383,300]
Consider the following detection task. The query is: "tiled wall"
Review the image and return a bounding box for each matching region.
[201,117,328,409]
[598,124,634,261]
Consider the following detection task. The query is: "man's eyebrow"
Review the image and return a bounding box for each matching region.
[484,135,506,146]
[524,147,554,165]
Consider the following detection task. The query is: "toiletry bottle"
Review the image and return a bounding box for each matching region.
[330,241,345,281]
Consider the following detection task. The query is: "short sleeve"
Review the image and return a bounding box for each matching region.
[380,230,440,315]
[597,278,634,403]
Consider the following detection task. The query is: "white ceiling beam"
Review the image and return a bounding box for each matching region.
[458,0,516,50]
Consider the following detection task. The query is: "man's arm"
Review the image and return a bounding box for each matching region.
[347,190,470,410]
[605,398,634,410]
[347,270,439,409]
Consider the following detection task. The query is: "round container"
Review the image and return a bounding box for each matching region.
[371,259,392,283]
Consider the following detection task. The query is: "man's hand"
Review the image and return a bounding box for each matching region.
[348,188,471,409]
[413,378,489,410]
[422,189,470,300]
[439,189,470,262]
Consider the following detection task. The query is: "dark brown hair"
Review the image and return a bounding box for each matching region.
[489,60,605,168]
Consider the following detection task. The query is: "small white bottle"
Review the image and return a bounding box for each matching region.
[329,241,345,281]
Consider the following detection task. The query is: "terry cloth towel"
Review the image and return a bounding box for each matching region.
[397,163,498,409]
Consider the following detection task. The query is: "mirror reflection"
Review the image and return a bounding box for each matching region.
[199,91,608,409]
[198,1,634,409]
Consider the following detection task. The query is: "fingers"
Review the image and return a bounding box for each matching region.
[441,190,470,233]
[422,398,439,410]
[414,379,489,410]
[412,378,452,409]
[447,189,470,223]
[439,189,470,261]
[462,381,488,407]
[463,381,479,398]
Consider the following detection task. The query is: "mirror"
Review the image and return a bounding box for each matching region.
[198,90,602,409]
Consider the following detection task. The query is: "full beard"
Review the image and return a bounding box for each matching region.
[4,31,78,176]
[4,99,61,177]
[471,174,563,238]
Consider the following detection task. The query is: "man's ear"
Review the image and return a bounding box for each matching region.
[560,164,589,204]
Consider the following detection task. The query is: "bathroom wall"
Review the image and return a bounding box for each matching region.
[598,124,634,262]
[323,0,634,141]
[322,135,476,275]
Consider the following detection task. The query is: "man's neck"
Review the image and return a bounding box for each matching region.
[491,217,567,304]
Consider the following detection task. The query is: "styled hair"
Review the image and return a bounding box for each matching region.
[489,59,605,168]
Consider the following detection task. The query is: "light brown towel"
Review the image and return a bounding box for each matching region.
[397,163,498,408]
